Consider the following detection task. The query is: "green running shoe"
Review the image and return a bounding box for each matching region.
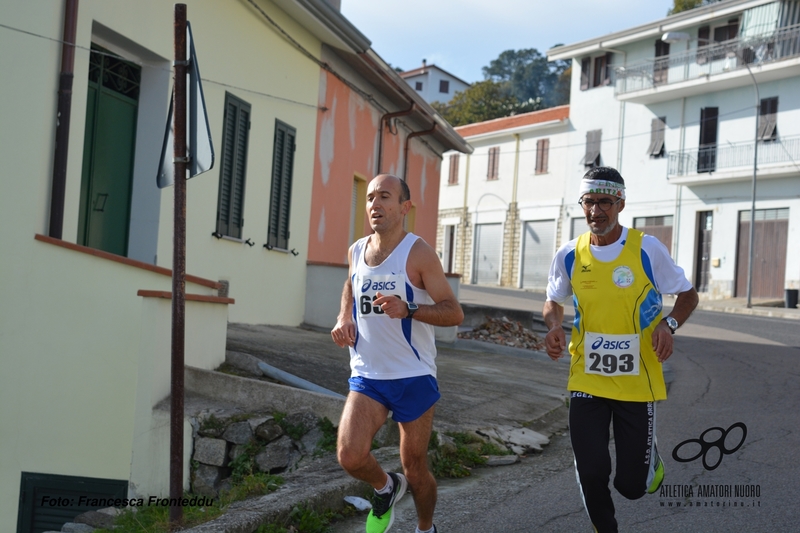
[647,450,665,494]
[366,472,408,533]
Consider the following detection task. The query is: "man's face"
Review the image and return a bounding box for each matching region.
[366,175,409,232]
[581,193,625,237]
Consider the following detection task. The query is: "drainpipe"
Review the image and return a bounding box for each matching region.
[376,105,415,176]
[48,0,79,239]
[402,123,436,182]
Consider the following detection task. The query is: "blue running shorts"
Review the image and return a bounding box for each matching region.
[348,375,440,423]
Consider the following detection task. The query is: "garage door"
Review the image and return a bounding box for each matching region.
[521,220,555,290]
[472,223,502,284]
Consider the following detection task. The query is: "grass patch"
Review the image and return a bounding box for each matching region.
[429,431,502,479]
[315,417,337,456]
[93,497,222,532]
[255,503,349,533]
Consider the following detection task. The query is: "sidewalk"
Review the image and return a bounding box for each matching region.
[458,284,800,321]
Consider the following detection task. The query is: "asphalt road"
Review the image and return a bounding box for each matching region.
[329,303,800,532]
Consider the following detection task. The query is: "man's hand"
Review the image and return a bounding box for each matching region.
[331,318,356,348]
[373,292,408,319]
[545,327,567,361]
[652,320,674,363]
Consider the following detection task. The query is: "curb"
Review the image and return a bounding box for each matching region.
[695,303,800,320]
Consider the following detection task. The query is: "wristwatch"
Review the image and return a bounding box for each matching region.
[406,302,419,319]
[663,316,678,334]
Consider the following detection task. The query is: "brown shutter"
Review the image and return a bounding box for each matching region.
[536,138,549,174]
[449,154,459,184]
[697,26,710,64]
[582,130,602,167]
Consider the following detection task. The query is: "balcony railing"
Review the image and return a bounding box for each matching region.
[667,135,800,177]
[615,24,800,95]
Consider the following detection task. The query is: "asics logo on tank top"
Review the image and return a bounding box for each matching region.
[361,278,397,292]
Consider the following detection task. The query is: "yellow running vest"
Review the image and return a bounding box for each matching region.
[568,229,667,401]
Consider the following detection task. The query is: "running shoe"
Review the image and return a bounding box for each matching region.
[647,450,665,494]
[366,472,408,533]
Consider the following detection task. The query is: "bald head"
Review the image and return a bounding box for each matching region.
[371,174,410,204]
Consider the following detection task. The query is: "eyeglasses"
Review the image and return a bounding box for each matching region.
[579,198,620,211]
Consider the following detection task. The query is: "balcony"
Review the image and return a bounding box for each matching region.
[614,24,800,104]
[667,135,800,185]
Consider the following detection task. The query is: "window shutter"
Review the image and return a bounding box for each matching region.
[536,138,549,174]
[487,147,499,180]
[216,93,250,239]
[759,97,778,140]
[449,154,459,184]
[268,120,296,250]
[580,58,590,90]
[697,26,710,64]
[582,130,601,167]
[647,117,666,157]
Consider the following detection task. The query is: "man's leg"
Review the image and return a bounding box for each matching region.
[398,405,436,531]
[569,393,617,533]
[337,391,390,489]
[611,400,658,500]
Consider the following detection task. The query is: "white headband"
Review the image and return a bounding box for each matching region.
[579,179,625,200]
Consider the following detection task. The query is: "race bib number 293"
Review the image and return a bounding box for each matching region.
[583,332,640,376]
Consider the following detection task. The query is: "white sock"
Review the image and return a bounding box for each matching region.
[376,474,393,494]
[416,526,435,533]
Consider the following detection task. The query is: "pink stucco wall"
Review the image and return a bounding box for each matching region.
[309,71,443,265]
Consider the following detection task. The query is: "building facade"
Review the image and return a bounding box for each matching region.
[400,60,471,105]
[438,0,800,301]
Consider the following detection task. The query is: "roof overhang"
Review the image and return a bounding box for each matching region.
[461,118,570,143]
[547,0,776,61]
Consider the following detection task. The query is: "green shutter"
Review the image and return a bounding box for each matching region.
[267,120,296,250]
[216,93,250,239]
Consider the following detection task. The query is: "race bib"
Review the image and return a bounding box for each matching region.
[584,332,640,376]
[354,274,405,318]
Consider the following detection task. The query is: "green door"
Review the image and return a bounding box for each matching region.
[78,46,140,256]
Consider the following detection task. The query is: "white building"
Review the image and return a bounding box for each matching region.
[438,0,800,301]
[400,60,471,105]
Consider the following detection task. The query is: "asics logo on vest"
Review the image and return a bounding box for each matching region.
[361,279,396,292]
[591,337,632,351]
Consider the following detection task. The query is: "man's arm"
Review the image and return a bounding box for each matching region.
[374,239,464,326]
[652,287,699,362]
[543,300,567,361]
[331,244,357,347]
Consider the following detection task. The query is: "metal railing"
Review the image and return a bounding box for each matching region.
[667,135,800,177]
[615,24,800,95]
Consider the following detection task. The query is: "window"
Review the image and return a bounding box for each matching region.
[439,80,450,93]
[267,120,296,250]
[448,154,459,184]
[698,20,739,63]
[581,130,602,168]
[634,215,674,254]
[647,117,666,157]
[216,92,251,239]
[487,147,500,180]
[698,107,718,173]
[415,81,423,91]
[759,97,778,141]
[535,138,550,174]
[654,40,670,86]
[581,53,612,90]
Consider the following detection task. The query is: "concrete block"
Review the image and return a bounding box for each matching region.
[193,437,228,466]
[192,464,222,498]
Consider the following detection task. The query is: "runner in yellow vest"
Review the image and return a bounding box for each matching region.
[543,167,698,533]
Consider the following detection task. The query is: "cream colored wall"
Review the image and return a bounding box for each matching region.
[153,0,320,325]
[0,237,225,530]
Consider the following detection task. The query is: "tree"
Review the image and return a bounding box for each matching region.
[669,0,722,15]
[482,48,570,109]
[431,80,540,127]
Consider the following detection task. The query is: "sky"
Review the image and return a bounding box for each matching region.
[341,0,676,83]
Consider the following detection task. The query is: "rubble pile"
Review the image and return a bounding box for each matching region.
[458,316,546,351]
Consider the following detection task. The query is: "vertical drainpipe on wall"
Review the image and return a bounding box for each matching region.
[402,123,437,182]
[376,105,415,177]
[461,154,471,280]
[601,47,627,173]
[674,96,687,264]
[511,134,521,287]
[48,0,80,239]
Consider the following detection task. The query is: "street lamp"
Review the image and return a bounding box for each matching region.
[661,32,759,308]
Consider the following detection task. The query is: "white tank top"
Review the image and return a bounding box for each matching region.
[349,233,437,379]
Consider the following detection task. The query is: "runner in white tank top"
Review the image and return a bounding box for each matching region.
[349,232,436,380]
[331,174,464,533]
